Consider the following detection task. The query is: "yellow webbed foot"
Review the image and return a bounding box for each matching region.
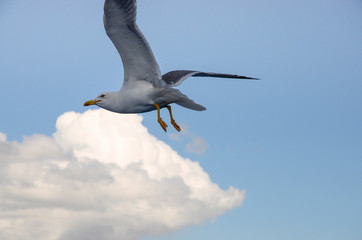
[171,120,181,132]
[167,106,181,132]
[154,103,168,132]
[158,118,168,132]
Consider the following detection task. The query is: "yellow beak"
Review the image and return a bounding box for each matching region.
[84,99,100,106]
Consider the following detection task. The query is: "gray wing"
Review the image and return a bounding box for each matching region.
[162,70,259,87]
[104,0,162,87]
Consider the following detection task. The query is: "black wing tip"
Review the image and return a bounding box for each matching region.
[196,72,261,80]
[247,77,260,80]
[230,75,261,80]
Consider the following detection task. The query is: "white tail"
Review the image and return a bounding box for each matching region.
[176,98,206,111]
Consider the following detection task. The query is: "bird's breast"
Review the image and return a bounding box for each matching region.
[119,85,159,113]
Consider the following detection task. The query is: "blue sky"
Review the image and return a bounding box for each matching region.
[1,0,361,239]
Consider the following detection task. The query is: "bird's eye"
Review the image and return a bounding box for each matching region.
[99,94,105,98]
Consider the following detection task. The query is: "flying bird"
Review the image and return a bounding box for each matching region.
[84,0,258,132]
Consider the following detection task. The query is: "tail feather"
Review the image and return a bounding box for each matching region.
[176,98,206,111]
[167,88,206,111]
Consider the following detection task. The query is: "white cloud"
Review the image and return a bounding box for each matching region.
[0,109,245,240]
[169,124,208,154]
[186,137,208,155]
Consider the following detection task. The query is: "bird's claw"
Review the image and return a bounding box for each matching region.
[171,120,181,132]
[158,118,168,132]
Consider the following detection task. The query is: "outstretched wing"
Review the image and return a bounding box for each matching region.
[162,70,259,87]
[104,0,162,87]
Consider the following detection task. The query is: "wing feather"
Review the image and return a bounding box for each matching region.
[162,70,259,87]
[104,0,162,87]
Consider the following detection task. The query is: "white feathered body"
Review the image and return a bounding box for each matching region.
[97,81,206,114]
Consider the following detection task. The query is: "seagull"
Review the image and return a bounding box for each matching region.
[84,0,258,132]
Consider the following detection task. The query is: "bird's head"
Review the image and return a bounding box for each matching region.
[84,92,117,110]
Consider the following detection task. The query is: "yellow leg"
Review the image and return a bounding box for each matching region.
[154,104,168,132]
[166,105,181,132]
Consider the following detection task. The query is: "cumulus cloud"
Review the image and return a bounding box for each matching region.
[0,109,245,240]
